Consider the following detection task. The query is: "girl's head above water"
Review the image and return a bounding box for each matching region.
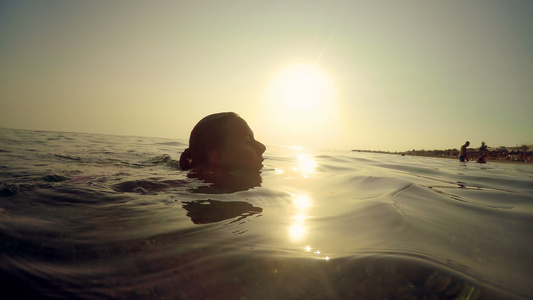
[179,112,266,172]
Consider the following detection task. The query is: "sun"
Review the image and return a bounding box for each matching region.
[277,64,332,112]
[270,63,335,114]
[257,63,342,148]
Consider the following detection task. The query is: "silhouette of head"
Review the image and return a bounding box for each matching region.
[179,112,266,193]
[180,112,266,172]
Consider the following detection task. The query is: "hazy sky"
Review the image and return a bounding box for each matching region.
[1,0,532,151]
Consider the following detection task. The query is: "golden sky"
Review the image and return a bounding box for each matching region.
[1,0,532,151]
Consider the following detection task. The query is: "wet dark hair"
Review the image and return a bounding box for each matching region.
[179,112,240,170]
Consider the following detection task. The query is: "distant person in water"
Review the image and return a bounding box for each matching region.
[459,141,470,162]
[179,112,266,192]
[476,155,486,163]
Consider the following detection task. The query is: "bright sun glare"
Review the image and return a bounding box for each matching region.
[259,63,341,148]
[279,64,331,112]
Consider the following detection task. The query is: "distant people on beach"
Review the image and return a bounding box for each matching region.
[402,145,531,163]
[476,155,486,163]
[179,112,266,193]
[459,141,470,162]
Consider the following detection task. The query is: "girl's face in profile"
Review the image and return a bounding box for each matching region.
[217,117,266,171]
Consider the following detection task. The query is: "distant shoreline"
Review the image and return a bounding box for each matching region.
[401,154,532,164]
[352,147,532,164]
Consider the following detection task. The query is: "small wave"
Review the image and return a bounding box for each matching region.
[0,182,55,197]
[53,154,82,161]
[111,179,189,194]
[155,141,187,147]
[142,154,180,169]
[42,174,68,182]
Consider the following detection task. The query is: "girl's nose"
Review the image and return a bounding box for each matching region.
[255,141,266,154]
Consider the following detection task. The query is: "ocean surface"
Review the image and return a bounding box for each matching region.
[1,128,532,300]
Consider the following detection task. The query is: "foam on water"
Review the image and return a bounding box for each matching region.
[1,128,532,299]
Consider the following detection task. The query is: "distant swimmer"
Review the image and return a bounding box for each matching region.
[477,155,486,163]
[459,141,470,162]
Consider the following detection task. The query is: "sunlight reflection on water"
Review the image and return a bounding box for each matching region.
[289,194,312,242]
[296,154,318,177]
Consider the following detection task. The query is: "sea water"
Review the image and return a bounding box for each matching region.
[1,128,532,299]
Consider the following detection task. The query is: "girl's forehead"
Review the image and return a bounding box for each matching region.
[226,117,252,135]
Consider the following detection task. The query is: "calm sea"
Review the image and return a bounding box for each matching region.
[1,128,532,299]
